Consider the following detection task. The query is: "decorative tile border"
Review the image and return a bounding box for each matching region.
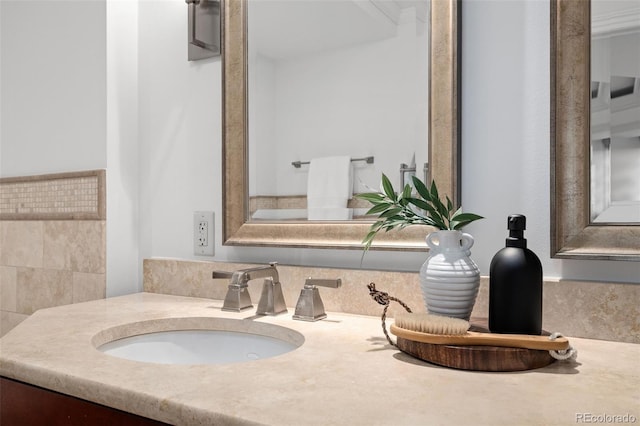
[0,170,105,220]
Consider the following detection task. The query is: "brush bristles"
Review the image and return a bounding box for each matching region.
[394,312,470,335]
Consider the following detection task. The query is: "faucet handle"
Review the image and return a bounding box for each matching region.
[304,278,342,289]
[293,277,342,322]
[214,270,252,312]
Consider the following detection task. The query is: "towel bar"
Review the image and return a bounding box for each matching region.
[291,156,374,169]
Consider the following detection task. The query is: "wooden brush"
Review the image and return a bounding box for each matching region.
[391,312,570,351]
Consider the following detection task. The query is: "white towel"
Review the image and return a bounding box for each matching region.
[307,156,353,220]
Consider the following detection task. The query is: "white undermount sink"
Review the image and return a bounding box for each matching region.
[94,317,304,365]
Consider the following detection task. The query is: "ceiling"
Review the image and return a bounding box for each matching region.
[248,0,427,59]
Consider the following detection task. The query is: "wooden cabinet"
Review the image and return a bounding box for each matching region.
[0,377,170,426]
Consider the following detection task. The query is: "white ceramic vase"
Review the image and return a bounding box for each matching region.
[419,230,481,320]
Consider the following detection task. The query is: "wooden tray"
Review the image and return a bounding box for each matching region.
[395,319,555,372]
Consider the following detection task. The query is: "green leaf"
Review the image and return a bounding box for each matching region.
[451,212,484,222]
[430,214,447,230]
[355,192,386,203]
[427,183,450,223]
[379,207,403,218]
[361,232,373,246]
[401,183,413,200]
[412,215,438,227]
[406,197,432,212]
[451,213,484,230]
[411,176,432,202]
[429,180,440,202]
[406,198,441,223]
[365,203,392,215]
[381,174,396,201]
[361,229,378,253]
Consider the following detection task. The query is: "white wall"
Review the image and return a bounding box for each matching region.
[106,0,140,296]
[137,0,220,269]
[0,0,106,176]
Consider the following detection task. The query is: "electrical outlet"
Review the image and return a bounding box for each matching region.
[194,211,214,256]
[197,221,208,246]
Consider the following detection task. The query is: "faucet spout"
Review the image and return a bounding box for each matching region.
[231,262,279,286]
[215,262,287,315]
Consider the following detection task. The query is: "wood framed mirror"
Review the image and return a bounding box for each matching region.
[222,0,461,250]
[551,0,640,260]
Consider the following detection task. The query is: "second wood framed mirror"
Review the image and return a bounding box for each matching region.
[551,0,640,260]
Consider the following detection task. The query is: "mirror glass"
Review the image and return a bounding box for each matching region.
[590,0,640,223]
[247,0,429,221]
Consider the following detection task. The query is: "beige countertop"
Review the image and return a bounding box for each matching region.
[0,292,638,426]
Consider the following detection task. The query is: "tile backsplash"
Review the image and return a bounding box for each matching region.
[144,258,639,344]
[0,171,106,336]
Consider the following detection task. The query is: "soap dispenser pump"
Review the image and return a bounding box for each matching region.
[489,215,542,335]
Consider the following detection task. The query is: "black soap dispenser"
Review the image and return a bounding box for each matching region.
[489,215,542,335]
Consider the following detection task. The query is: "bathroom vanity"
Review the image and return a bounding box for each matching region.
[0,292,638,425]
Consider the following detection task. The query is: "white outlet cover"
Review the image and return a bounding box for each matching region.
[194,211,214,256]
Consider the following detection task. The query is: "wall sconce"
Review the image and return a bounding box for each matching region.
[185,0,220,61]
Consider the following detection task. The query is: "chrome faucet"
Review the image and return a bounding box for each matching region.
[212,262,287,315]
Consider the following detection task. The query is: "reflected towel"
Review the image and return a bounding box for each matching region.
[307,156,353,220]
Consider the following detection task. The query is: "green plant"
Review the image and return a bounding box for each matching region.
[356,174,483,252]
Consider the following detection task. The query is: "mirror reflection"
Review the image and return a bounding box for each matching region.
[590,0,640,223]
[247,0,429,221]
